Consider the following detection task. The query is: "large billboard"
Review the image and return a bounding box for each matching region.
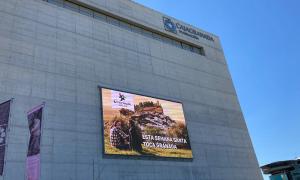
[100,87,193,159]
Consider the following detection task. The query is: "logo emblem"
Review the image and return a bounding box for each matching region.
[163,17,177,34]
[119,93,126,101]
[111,90,134,111]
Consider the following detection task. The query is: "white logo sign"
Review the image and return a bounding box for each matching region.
[111,91,134,111]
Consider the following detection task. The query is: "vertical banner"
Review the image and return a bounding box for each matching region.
[0,100,12,176]
[26,103,44,180]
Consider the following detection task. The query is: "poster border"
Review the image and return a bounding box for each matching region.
[98,85,193,161]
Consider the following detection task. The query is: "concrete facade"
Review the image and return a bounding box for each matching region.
[0,0,262,179]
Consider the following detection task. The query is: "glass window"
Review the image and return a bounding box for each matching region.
[152,33,162,41]
[199,47,205,56]
[141,29,153,38]
[189,46,194,52]
[94,12,106,22]
[131,25,142,34]
[173,40,182,48]
[193,47,201,54]
[107,16,120,26]
[120,21,132,31]
[64,1,79,12]
[45,0,205,56]
[270,174,289,180]
[79,6,93,17]
[48,0,63,7]
[194,47,205,56]
[182,43,190,50]
[162,36,173,45]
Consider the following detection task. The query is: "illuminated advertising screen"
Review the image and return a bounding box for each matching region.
[100,87,193,159]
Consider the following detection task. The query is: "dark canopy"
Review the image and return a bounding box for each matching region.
[261,159,300,175]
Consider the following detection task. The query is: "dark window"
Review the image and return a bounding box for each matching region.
[120,21,132,31]
[94,12,106,22]
[173,40,182,48]
[47,0,63,7]
[107,16,120,26]
[189,46,194,52]
[141,29,153,38]
[64,1,79,12]
[162,36,173,45]
[182,43,190,50]
[193,47,205,56]
[79,6,93,17]
[193,47,200,54]
[152,33,162,41]
[199,47,205,56]
[43,0,206,57]
[131,25,142,34]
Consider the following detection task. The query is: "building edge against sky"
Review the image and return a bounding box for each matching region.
[0,0,263,179]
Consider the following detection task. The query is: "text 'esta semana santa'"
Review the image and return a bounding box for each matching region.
[142,134,187,149]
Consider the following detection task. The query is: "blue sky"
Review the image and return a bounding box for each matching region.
[134,0,300,178]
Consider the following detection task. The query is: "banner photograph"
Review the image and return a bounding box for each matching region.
[26,103,44,180]
[0,100,12,175]
[101,88,193,159]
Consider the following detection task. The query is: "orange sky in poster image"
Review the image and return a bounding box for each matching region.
[101,88,186,124]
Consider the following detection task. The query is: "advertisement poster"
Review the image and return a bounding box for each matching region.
[26,103,44,180]
[101,88,193,159]
[0,100,11,175]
